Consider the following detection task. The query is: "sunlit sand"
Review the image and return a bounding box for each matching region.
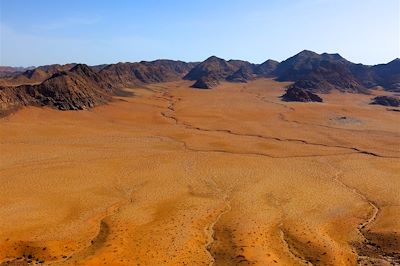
[0,79,399,265]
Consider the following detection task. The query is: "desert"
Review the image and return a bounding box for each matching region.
[1,1,399,265]
[0,68,399,265]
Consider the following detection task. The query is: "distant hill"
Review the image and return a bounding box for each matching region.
[184,56,242,81]
[184,56,277,88]
[0,64,76,86]
[100,60,197,87]
[1,51,399,114]
[185,51,399,93]
[275,51,400,93]
[0,66,35,78]
[273,50,366,93]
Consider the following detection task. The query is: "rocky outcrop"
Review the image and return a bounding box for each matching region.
[370,96,400,107]
[281,86,323,102]
[191,76,220,89]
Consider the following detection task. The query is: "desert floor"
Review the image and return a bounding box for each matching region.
[0,79,399,266]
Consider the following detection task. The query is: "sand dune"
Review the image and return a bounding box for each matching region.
[0,79,399,265]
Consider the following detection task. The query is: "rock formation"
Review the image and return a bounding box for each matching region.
[0,64,112,115]
[191,76,220,89]
[281,86,323,102]
[370,96,400,107]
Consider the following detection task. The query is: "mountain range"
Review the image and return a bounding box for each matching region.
[0,50,399,115]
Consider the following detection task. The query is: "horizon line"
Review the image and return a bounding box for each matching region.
[1,50,399,68]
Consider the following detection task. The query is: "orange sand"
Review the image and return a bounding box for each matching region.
[0,79,399,265]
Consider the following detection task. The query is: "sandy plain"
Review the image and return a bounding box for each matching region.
[0,79,399,265]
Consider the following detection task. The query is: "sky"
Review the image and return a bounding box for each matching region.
[0,0,399,66]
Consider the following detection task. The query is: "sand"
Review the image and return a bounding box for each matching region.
[0,79,399,265]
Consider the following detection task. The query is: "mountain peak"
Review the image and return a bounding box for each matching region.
[297,50,319,57]
[70,63,92,73]
[204,55,225,62]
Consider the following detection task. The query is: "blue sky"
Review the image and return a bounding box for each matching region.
[0,0,399,66]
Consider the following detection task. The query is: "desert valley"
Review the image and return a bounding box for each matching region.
[0,50,399,266]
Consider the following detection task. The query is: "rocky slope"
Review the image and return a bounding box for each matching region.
[185,51,399,92]
[370,59,400,91]
[274,51,400,93]
[184,56,241,81]
[185,56,277,88]
[100,60,196,87]
[0,64,112,115]
[274,50,367,93]
[191,75,220,89]
[0,64,77,86]
[226,66,255,83]
[0,60,196,114]
[254,59,279,77]
[1,50,399,114]
[0,66,35,78]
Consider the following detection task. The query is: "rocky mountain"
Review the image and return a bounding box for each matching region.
[370,59,400,91]
[186,52,399,92]
[226,65,255,83]
[254,60,279,77]
[0,64,76,86]
[1,50,399,114]
[274,50,367,93]
[0,64,112,115]
[274,50,400,93]
[185,56,274,88]
[0,66,35,78]
[370,96,400,107]
[281,85,323,102]
[0,60,196,114]
[184,56,240,81]
[100,60,196,87]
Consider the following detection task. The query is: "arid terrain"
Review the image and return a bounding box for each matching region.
[0,77,399,265]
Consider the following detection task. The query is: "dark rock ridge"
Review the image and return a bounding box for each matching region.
[274,50,367,93]
[0,51,399,114]
[0,66,35,78]
[100,60,197,87]
[226,66,254,83]
[370,96,400,107]
[0,60,196,114]
[369,59,400,91]
[281,86,323,102]
[186,51,400,92]
[274,51,400,93]
[0,64,113,114]
[254,59,279,77]
[185,56,277,88]
[184,56,244,81]
[0,64,77,87]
